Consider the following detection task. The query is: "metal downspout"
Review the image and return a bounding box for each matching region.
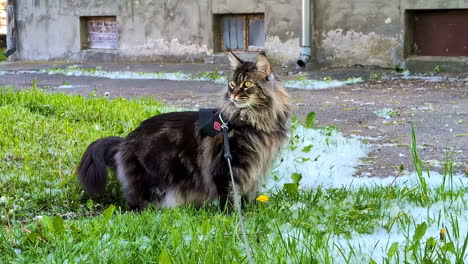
[297,0,311,67]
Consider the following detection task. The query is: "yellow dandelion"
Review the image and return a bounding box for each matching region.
[440,228,446,241]
[256,195,269,203]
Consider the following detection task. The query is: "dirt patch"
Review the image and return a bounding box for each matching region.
[289,78,467,177]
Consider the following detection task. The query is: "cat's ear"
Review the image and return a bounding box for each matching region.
[227,50,243,70]
[254,53,272,77]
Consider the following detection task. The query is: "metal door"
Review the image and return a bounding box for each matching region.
[412,10,468,56]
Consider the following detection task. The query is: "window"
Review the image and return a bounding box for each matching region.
[219,14,265,51]
[80,16,118,50]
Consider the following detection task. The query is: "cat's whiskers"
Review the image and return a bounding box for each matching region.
[253,101,272,111]
[246,103,258,114]
[227,97,236,105]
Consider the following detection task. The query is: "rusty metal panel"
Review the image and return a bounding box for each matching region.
[412,10,468,56]
[0,0,6,35]
[87,16,118,49]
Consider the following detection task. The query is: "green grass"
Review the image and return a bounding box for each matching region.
[0,48,6,62]
[1,87,467,263]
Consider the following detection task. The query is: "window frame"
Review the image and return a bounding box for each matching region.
[80,16,119,50]
[219,14,265,52]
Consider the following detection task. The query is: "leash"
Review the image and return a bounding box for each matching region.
[219,114,254,264]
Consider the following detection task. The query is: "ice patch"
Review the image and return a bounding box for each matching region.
[385,73,468,83]
[351,135,382,142]
[5,66,229,83]
[282,77,363,90]
[267,124,468,190]
[331,194,468,263]
[58,85,74,89]
[389,171,468,189]
[403,75,445,82]
[1,67,362,90]
[266,125,369,189]
[41,67,215,82]
[343,99,375,106]
[57,85,89,89]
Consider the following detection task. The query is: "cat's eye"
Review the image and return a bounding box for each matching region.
[229,81,236,88]
[244,81,252,88]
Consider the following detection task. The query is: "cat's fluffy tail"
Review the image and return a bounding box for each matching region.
[77,137,124,195]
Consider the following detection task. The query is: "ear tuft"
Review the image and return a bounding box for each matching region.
[228,50,243,70]
[254,53,271,76]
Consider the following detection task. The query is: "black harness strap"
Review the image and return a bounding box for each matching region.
[198,108,232,159]
[198,108,250,138]
[198,108,224,137]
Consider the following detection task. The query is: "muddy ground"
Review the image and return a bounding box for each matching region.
[1,61,467,177]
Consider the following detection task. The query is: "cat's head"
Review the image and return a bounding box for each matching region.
[225,51,274,109]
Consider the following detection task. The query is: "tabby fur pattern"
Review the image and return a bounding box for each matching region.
[77,51,291,210]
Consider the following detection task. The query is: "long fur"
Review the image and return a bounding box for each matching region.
[77,52,291,210]
[77,137,124,194]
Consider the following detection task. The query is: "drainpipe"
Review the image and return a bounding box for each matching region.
[3,0,16,57]
[297,0,311,67]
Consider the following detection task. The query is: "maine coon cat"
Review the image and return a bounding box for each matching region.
[78,52,291,210]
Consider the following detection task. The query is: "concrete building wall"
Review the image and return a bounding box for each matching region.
[15,0,209,62]
[16,0,118,60]
[14,0,301,64]
[11,0,468,69]
[313,0,402,67]
[312,0,468,68]
[264,0,302,65]
[118,0,212,62]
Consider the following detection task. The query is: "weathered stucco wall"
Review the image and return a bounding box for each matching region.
[264,0,302,65]
[15,0,301,64]
[313,0,402,67]
[16,2,73,60]
[15,0,211,62]
[12,0,468,68]
[312,0,468,68]
[118,0,212,62]
[16,0,119,60]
